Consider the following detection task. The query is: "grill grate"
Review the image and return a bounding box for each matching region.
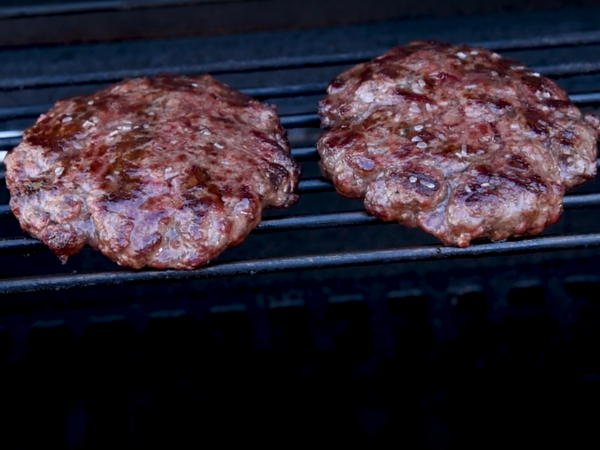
[1,233,600,295]
[2,27,600,294]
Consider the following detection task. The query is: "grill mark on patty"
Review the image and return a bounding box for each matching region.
[318,40,599,247]
[5,74,300,269]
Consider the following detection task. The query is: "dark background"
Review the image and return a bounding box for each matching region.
[2,0,600,47]
[1,1,600,448]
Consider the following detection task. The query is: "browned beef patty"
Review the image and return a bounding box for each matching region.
[318,41,599,247]
[5,74,300,269]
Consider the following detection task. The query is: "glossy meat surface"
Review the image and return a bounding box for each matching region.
[318,41,599,246]
[6,74,300,268]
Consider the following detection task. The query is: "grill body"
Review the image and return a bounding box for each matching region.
[1,2,600,448]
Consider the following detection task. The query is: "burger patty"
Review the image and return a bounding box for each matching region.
[318,41,600,247]
[5,74,300,269]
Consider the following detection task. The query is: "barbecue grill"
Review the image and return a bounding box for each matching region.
[2,2,600,448]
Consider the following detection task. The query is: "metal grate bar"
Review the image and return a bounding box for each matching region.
[1,232,599,295]
[0,131,21,139]
[0,237,45,252]
[471,30,600,52]
[538,61,600,78]
[0,52,389,91]
[290,146,320,160]
[0,59,590,91]
[0,1,123,18]
[0,103,53,122]
[563,192,600,209]
[0,137,21,150]
[2,193,600,253]
[570,92,600,104]
[280,113,320,128]
[3,33,600,91]
[2,0,600,54]
[244,82,327,99]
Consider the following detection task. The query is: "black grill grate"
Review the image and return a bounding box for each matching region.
[2,27,600,294]
[1,233,600,295]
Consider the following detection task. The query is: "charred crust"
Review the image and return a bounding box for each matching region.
[318,40,597,247]
[5,74,300,269]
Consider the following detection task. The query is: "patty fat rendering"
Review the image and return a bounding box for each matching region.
[318,41,599,246]
[6,74,300,269]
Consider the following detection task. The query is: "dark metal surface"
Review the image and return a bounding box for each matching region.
[6,1,600,24]
[0,1,123,18]
[0,57,590,91]
[0,137,20,149]
[0,236,44,252]
[0,1,209,19]
[3,31,600,91]
[563,192,600,209]
[0,232,599,294]
[298,177,333,193]
[290,146,319,160]
[0,102,53,121]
